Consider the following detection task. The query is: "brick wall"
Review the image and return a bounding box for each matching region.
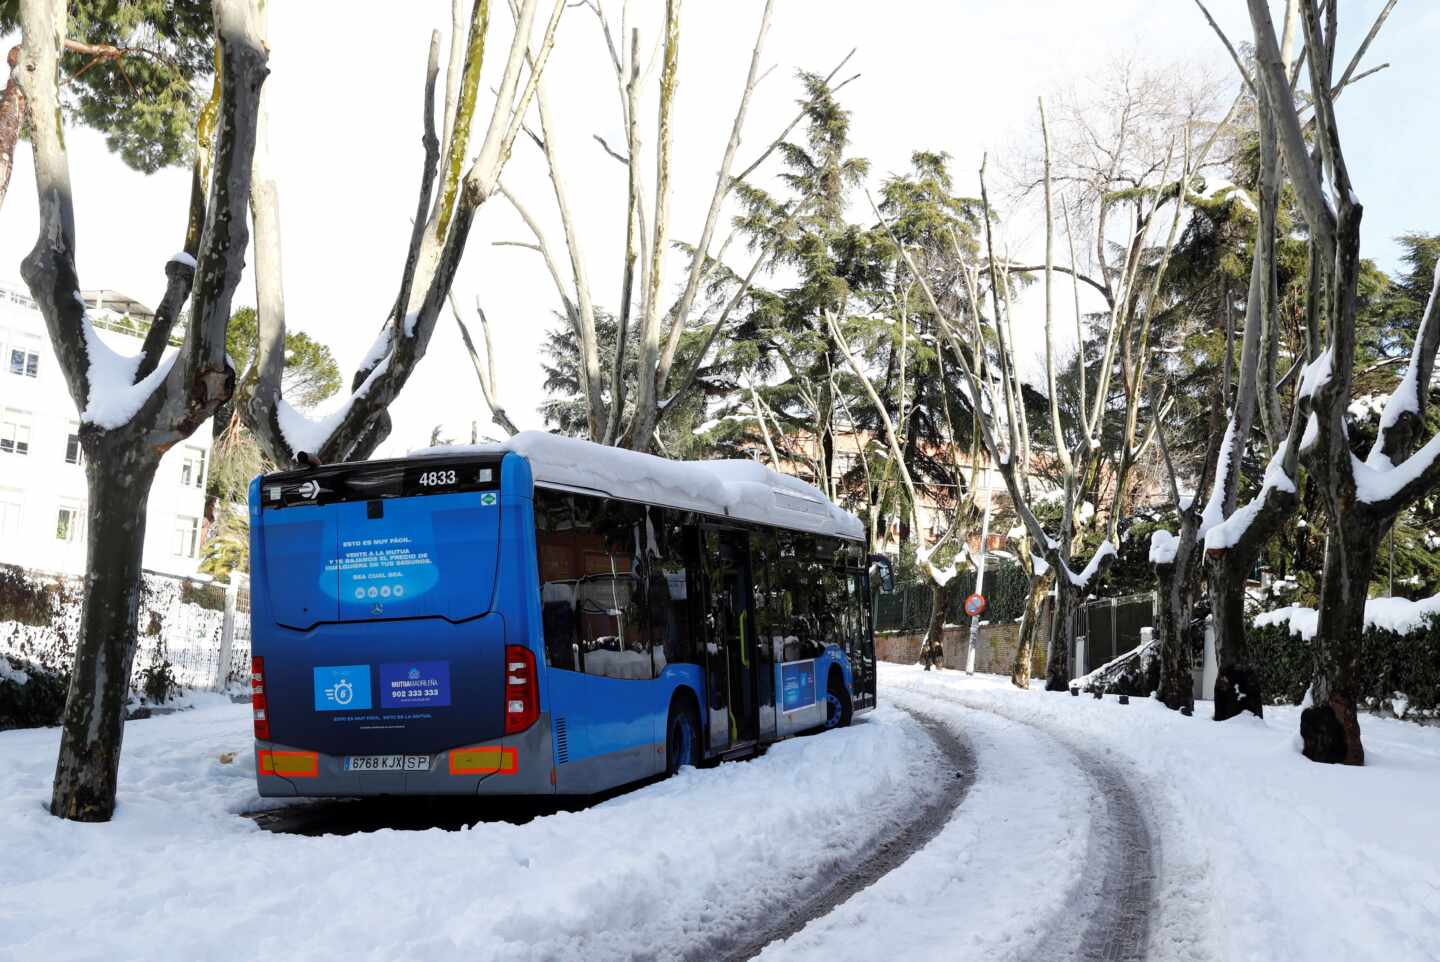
[876,617,1049,678]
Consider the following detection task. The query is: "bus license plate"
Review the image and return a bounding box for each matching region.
[344,754,430,772]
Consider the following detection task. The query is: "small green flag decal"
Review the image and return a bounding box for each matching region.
[481,492,497,506]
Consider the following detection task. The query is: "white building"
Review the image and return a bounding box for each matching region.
[0,281,213,578]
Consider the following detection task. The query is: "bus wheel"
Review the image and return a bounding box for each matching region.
[825,674,853,730]
[665,701,699,776]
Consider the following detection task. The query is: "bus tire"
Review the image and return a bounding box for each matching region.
[825,672,853,730]
[664,697,700,776]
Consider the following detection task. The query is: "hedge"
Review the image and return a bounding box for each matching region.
[874,563,1031,632]
[1249,615,1440,716]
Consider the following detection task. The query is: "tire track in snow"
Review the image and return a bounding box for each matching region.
[897,684,1158,962]
[704,705,978,962]
[1028,740,1155,962]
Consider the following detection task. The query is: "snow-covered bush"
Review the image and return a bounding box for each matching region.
[0,654,69,731]
[1249,608,1440,717]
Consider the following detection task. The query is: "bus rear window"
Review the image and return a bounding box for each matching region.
[256,455,506,628]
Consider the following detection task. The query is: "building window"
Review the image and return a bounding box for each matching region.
[0,498,20,537]
[55,506,83,543]
[8,346,39,378]
[180,448,206,488]
[173,515,200,558]
[65,432,83,465]
[0,412,31,456]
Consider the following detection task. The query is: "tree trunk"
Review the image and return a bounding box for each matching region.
[1154,565,1189,711]
[920,579,950,670]
[49,447,160,821]
[1303,528,1372,765]
[0,45,22,215]
[1045,579,1078,691]
[1011,569,1053,688]
[1208,555,1263,720]
[1154,557,1196,712]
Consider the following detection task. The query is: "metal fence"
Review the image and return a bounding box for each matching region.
[1072,592,1156,677]
[0,567,252,694]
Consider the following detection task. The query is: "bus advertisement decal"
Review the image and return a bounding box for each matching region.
[781,660,817,712]
[313,665,373,711]
[329,533,439,609]
[379,661,452,709]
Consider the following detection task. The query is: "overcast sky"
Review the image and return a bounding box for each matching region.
[2,1,1432,456]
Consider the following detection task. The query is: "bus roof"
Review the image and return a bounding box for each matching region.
[412,431,865,542]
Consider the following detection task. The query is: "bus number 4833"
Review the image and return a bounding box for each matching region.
[417,470,457,487]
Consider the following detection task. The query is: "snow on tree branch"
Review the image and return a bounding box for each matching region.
[1203,449,1297,552]
[76,299,180,429]
[1368,259,1440,469]
[1064,541,1117,589]
[1149,529,1180,566]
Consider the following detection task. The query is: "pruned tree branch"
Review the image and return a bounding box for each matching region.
[452,293,520,436]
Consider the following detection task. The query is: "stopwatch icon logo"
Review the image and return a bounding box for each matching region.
[332,678,354,706]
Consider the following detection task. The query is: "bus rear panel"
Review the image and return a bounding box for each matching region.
[249,452,555,796]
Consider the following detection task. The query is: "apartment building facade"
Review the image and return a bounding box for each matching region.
[0,282,213,578]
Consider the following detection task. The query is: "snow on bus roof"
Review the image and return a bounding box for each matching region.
[411,431,865,541]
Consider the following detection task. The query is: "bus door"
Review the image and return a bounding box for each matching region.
[701,529,758,752]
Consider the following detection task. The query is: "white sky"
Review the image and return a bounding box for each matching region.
[2,0,1433,456]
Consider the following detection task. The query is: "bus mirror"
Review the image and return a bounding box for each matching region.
[867,554,895,594]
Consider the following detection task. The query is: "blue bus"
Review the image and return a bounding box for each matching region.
[248,433,883,797]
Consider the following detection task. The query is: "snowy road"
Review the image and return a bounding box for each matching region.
[882,685,1159,962]
[756,677,1167,962]
[712,705,978,961]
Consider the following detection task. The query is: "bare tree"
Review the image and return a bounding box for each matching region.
[15,0,266,821]
[238,0,566,469]
[980,88,1201,691]
[1189,0,1301,720]
[1236,0,1431,765]
[827,308,983,671]
[450,294,520,438]
[1150,385,1225,712]
[1191,0,1393,724]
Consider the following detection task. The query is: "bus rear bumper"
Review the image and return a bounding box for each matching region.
[255,714,556,798]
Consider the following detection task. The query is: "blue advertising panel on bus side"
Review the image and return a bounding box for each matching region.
[781,660,817,712]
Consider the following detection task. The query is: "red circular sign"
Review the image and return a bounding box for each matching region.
[964,593,987,617]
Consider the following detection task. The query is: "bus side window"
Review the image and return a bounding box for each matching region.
[772,534,819,661]
[573,496,652,680]
[535,489,580,671]
[645,509,695,671]
[750,529,774,660]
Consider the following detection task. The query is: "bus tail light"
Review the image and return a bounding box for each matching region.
[504,645,538,734]
[251,656,270,741]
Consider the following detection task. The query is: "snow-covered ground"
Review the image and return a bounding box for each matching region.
[0,701,935,962]
[3,666,1439,961]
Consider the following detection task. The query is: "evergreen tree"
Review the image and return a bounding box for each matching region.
[1,0,217,211]
[719,72,872,499]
